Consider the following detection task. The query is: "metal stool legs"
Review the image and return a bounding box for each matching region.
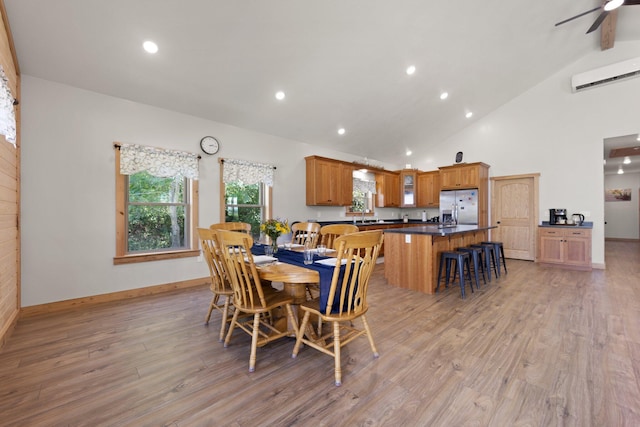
[457,247,485,288]
[482,241,507,275]
[437,251,473,298]
[471,243,498,282]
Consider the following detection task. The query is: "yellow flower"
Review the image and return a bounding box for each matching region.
[260,218,290,239]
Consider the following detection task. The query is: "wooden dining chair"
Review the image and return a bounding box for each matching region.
[291,222,321,248]
[292,230,384,386]
[319,223,359,249]
[198,228,236,341]
[209,221,251,234]
[217,230,298,372]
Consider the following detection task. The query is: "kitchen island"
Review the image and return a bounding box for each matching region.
[383,225,496,294]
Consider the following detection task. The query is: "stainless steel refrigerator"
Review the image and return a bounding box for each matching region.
[439,189,479,225]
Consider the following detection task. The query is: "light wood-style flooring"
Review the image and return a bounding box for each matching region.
[1,241,639,426]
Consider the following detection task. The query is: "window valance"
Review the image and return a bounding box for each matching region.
[0,65,16,146]
[353,178,376,194]
[222,158,275,186]
[119,143,199,179]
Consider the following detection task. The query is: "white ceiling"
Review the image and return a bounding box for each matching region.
[5,1,640,166]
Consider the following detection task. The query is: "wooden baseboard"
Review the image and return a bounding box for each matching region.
[605,237,640,242]
[0,308,19,350]
[20,277,210,318]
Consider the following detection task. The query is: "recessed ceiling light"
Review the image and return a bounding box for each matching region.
[406,65,416,75]
[618,166,624,174]
[338,128,346,135]
[465,111,473,118]
[143,41,158,54]
[275,91,285,100]
[406,150,412,156]
[623,156,631,164]
[440,92,448,100]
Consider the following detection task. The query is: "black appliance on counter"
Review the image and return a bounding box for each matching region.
[549,208,568,225]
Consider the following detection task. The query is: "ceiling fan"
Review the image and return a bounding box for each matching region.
[555,0,640,34]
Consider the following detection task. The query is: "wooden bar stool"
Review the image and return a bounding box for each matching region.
[436,251,473,298]
[470,243,498,282]
[481,241,508,276]
[456,246,485,288]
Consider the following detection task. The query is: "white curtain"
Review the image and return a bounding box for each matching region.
[222,158,275,186]
[353,177,376,194]
[119,143,199,179]
[0,65,16,146]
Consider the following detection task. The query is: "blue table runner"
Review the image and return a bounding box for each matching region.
[251,245,344,312]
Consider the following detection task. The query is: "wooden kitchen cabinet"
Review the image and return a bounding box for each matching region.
[375,171,400,208]
[339,162,354,206]
[537,227,592,270]
[439,162,489,189]
[305,156,352,206]
[416,171,440,207]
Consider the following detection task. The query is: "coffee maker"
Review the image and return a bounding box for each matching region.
[549,208,568,225]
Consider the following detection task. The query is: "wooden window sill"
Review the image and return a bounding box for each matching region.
[114,249,200,265]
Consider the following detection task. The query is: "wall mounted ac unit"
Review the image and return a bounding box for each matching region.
[571,57,640,92]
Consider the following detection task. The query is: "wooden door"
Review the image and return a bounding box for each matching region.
[491,174,539,261]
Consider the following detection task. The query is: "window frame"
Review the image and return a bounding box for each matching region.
[114,148,199,265]
[219,158,272,229]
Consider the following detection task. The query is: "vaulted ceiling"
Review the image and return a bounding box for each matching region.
[5,1,640,166]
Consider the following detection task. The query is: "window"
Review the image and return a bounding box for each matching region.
[347,170,376,217]
[224,182,270,236]
[219,158,274,235]
[115,144,199,264]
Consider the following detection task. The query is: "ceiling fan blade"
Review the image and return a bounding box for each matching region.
[586,11,610,33]
[623,0,640,4]
[555,6,601,27]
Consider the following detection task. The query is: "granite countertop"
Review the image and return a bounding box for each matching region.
[384,224,497,236]
[313,219,438,227]
[539,221,593,229]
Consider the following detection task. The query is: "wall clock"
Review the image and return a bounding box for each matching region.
[200,136,220,155]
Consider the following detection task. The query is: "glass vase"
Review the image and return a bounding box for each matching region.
[269,235,279,253]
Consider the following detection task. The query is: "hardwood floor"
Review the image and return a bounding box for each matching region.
[1,241,639,426]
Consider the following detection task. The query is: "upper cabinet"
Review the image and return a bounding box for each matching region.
[416,171,440,207]
[439,162,490,190]
[400,170,416,207]
[305,156,352,206]
[375,171,400,208]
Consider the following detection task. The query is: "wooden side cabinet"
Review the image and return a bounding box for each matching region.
[416,171,440,207]
[305,156,352,206]
[537,227,592,270]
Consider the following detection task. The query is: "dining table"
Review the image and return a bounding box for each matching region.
[250,244,345,337]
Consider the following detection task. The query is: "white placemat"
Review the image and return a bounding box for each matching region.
[315,257,348,266]
[247,255,278,265]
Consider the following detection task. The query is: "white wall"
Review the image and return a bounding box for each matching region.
[19,76,395,307]
[604,172,640,239]
[20,40,640,305]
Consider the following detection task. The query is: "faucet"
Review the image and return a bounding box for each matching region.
[361,209,368,223]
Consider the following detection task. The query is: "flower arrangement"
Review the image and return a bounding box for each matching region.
[260,218,290,246]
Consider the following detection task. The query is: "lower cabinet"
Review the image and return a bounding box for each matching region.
[537,227,592,269]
